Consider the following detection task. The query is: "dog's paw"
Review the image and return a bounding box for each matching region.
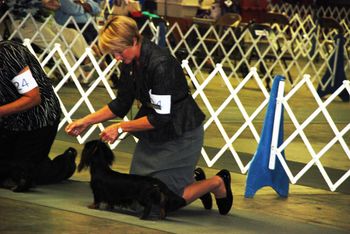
[160,208,167,220]
[106,204,114,211]
[11,178,32,193]
[139,213,149,220]
[1,178,16,189]
[88,203,100,209]
[139,206,151,220]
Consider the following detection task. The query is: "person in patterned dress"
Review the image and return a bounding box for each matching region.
[0,40,76,192]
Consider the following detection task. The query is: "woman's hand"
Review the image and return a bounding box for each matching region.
[99,123,121,144]
[65,119,89,136]
[42,0,61,11]
[65,106,116,137]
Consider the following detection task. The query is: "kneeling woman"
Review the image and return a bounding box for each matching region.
[65,16,233,215]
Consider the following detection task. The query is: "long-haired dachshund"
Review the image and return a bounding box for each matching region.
[78,140,186,219]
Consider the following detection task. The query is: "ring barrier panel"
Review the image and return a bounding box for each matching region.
[23,40,135,148]
[166,22,279,83]
[268,3,350,25]
[182,61,350,192]
[103,0,114,16]
[48,15,115,84]
[183,62,269,172]
[2,9,349,91]
[273,76,350,192]
[262,6,350,79]
[166,20,343,89]
[3,12,84,77]
[1,10,118,84]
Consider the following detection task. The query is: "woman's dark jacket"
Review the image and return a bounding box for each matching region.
[108,38,205,142]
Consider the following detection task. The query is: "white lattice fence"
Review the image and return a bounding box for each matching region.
[183,62,269,172]
[268,3,350,24]
[2,9,349,90]
[271,76,350,191]
[182,61,350,192]
[165,19,346,88]
[21,35,350,191]
[0,10,113,84]
[23,41,134,148]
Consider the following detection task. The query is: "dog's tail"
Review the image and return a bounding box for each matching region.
[77,161,85,172]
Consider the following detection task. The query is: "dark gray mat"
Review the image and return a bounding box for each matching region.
[0,181,348,234]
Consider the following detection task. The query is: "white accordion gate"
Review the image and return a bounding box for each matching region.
[23,39,350,192]
[182,61,350,192]
[1,3,349,192]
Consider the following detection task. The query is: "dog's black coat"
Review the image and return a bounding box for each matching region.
[78,140,186,219]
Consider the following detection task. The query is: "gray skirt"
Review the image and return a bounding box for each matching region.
[130,125,204,196]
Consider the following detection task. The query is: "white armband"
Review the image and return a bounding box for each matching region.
[149,90,171,114]
[11,69,38,94]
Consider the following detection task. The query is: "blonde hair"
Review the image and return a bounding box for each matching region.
[98,16,141,54]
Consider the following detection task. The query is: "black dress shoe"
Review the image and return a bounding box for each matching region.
[215,169,233,215]
[194,167,213,210]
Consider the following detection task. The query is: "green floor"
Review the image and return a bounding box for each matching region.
[1,77,349,233]
[0,152,349,233]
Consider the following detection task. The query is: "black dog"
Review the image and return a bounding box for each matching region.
[78,140,186,219]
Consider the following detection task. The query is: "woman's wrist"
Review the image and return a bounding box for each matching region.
[117,124,124,135]
[116,122,124,134]
[118,121,130,132]
[81,116,93,127]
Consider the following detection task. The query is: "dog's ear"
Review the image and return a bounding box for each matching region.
[98,141,115,166]
[78,140,100,172]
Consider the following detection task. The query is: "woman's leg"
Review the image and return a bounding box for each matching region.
[0,127,16,184]
[182,175,226,204]
[184,169,233,215]
[4,121,75,185]
[0,123,56,191]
